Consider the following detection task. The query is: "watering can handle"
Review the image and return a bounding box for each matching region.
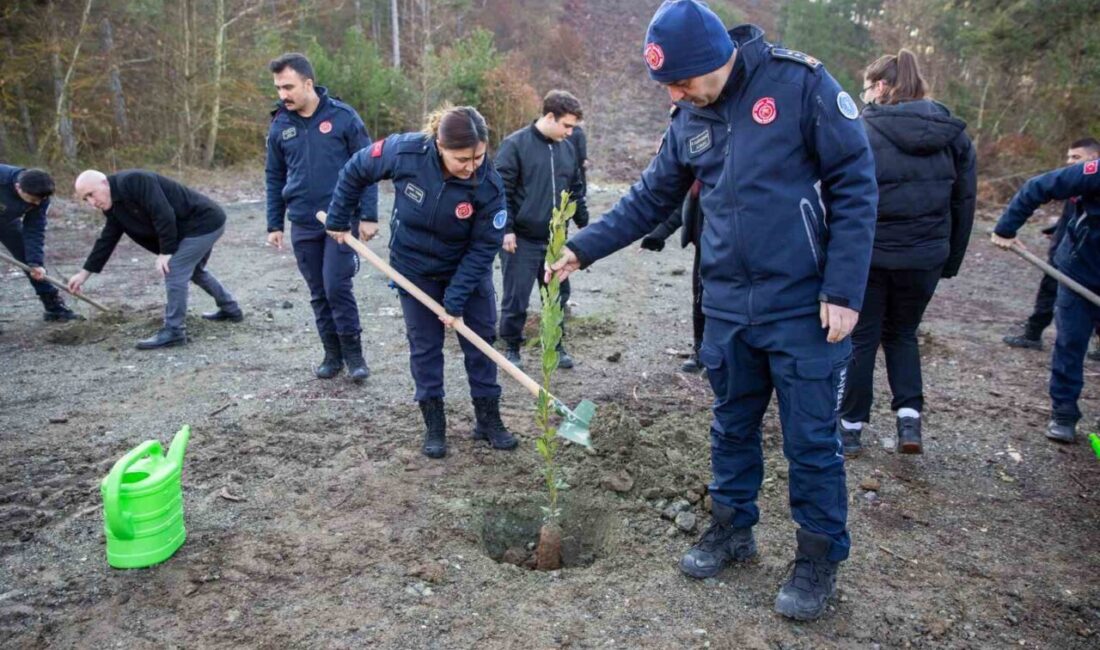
[104,440,162,540]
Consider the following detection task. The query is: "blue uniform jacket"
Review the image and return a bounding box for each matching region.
[995,160,1100,290]
[568,25,878,324]
[0,164,49,266]
[326,133,507,315]
[265,87,378,232]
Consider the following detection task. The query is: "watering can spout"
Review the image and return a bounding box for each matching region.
[166,424,191,469]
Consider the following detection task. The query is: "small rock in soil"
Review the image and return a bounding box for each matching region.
[48,416,68,424]
[281,301,293,309]
[862,491,878,504]
[643,487,662,499]
[653,499,668,511]
[601,471,634,493]
[703,495,712,513]
[860,477,881,491]
[408,562,446,583]
[662,499,691,520]
[670,268,686,276]
[606,351,622,363]
[684,490,701,504]
[675,511,697,532]
[666,449,685,465]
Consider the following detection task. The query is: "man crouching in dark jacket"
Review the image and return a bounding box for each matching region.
[837,49,977,457]
[69,169,242,349]
[496,90,588,369]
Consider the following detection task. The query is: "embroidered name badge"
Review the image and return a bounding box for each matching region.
[404,183,425,205]
[319,120,333,134]
[493,210,507,230]
[837,92,859,120]
[688,128,712,156]
[281,127,297,140]
[455,202,474,219]
[644,43,665,71]
[1085,160,1099,175]
[752,97,777,125]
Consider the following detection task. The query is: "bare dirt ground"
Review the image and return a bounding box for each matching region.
[2,186,1098,649]
[3,1,1099,648]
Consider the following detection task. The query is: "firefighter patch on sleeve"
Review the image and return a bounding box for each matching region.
[1085,160,1099,175]
[493,210,507,230]
[281,127,297,140]
[837,92,859,120]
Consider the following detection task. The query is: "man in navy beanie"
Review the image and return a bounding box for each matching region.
[547,0,877,620]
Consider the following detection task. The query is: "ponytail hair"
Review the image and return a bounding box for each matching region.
[864,48,927,105]
[422,104,489,150]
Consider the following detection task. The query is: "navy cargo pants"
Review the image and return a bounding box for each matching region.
[1051,285,1100,423]
[699,313,851,562]
[398,275,501,401]
[291,223,361,335]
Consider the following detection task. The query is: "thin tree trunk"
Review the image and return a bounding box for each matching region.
[46,0,94,165]
[203,0,226,168]
[182,0,195,163]
[3,38,36,153]
[0,117,10,159]
[101,17,129,136]
[372,0,381,43]
[391,0,401,68]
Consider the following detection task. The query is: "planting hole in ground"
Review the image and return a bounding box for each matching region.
[479,497,618,570]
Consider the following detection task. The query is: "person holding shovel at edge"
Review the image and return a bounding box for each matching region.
[991,157,1100,444]
[546,1,877,621]
[0,165,82,325]
[69,169,242,349]
[324,106,517,460]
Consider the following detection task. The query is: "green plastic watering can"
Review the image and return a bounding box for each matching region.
[100,425,191,568]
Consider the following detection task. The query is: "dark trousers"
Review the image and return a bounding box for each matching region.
[691,244,704,348]
[699,314,851,562]
[499,236,570,347]
[291,224,361,336]
[399,275,501,401]
[840,267,942,423]
[0,221,57,297]
[1051,286,1100,423]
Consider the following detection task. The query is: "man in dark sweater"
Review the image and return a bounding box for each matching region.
[496,90,588,369]
[69,169,241,349]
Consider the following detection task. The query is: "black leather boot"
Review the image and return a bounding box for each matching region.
[679,501,757,578]
[472,396,518,450]
[201,306,243,322]
[315,332,343,379]
[136,327,187,350]
[774,529,840,621]
[339,333,370,383]
[419,398,447,459]
[897,415,922,454]
[40,293,83,322]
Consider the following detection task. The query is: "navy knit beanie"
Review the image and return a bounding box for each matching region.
[643,1,735,83]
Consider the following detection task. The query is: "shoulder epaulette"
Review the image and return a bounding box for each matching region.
[771,47,822,69]
[394,134,430,154]
[669,104,680,119]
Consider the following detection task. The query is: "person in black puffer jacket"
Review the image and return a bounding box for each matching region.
[837,49,977,457]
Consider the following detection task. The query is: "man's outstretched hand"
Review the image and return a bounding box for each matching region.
[544,246,581,284]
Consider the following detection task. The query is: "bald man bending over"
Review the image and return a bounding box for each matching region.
[70,169,242,349]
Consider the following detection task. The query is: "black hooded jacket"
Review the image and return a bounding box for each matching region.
[862,99,977,276]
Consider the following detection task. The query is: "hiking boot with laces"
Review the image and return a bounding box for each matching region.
[472,396,518,450]
[678,503,757,579]
[774,529,840,621]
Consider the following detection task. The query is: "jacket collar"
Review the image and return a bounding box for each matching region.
[528,121,555,144]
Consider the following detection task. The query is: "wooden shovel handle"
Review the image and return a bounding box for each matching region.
[1010,241,1100,309]
[317,214,545,399]
[0,251,111,312]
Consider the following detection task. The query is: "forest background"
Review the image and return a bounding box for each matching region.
[1,0,1097,200]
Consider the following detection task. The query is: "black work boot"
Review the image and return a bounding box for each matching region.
[315,332,343,379]
[774,529,840,621]
[136,327,187,350]
[557,343,575,369]
[680,345,704,373]
[40,293,83,322]
[897,415,922,454]
[504,344,523,369]
[839,422,862,458]
[201,306,243,322]
[339,333,370,383]
[678,502,757,579]
[1003,326,1042,350]
[1045,419,1077,444]
[472,396,518,450]
[419,398,447,459]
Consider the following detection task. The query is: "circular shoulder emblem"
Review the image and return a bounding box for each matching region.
[837,92,859,120]
[644,43,665,71]
[493,210,507,230]
[455,202,474,219]
[319,120,333,134]
[752,97,777,125]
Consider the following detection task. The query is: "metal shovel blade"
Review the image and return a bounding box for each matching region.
[554,399,596,448]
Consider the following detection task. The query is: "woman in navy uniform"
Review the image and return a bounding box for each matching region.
[324,106,517,459]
